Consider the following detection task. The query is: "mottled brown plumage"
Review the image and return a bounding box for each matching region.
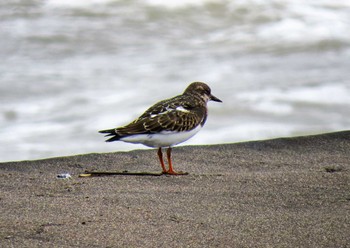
[117,91,207,135]
[99,82,222,175]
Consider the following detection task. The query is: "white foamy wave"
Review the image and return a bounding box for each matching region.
[238,83,350,114]
[144,0,214,8]
[281,84,350,105]
[45,0,117,8]
[1,0,350,162]
[188,123,298,145]
[257,7,350,44]
[216,0,350,49]
[45,0,213,9]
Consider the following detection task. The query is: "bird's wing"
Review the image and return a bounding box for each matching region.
[116,96,204,136]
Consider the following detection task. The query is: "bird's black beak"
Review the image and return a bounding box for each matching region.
[210,94,222,102]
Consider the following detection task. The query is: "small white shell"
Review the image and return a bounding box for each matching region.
[57,173,72,179]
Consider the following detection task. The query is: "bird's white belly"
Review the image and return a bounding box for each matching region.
[120,125,202,148]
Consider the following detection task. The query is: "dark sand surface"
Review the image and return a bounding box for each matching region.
[1,131,349,247]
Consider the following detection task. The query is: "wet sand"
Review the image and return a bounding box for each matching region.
[0,131,349,247]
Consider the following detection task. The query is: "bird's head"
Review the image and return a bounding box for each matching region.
[184,82,222,103]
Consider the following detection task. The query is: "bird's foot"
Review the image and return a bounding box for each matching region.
[162,170,189,176]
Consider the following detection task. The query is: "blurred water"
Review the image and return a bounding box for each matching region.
[1,0,350,162]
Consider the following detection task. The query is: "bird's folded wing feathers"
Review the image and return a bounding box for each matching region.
[116,104,202,136]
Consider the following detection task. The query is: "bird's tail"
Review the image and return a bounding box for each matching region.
[98,128,122,142]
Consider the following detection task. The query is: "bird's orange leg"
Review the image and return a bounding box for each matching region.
[166,147,188,175]
[157,147,167,173]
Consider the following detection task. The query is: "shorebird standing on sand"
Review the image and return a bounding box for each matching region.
[99,82,222,175]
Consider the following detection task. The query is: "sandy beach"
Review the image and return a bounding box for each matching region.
[0,131,349,247]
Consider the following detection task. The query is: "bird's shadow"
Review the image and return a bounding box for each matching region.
[79,170,189,177]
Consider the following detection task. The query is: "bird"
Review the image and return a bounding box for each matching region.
[99,82,222,175]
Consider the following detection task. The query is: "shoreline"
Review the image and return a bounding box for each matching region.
[1,131,349,247]
[1,130,348,165]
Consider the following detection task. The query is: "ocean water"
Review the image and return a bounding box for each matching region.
[1,0,350,162]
